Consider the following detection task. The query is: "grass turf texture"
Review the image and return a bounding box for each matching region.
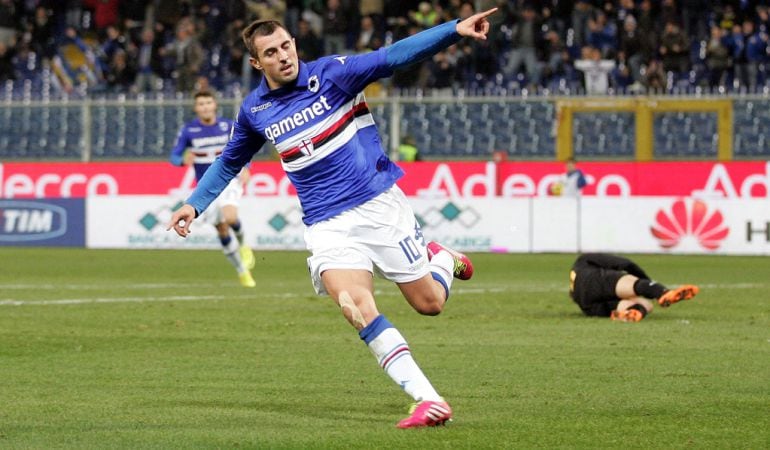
[0,248,768,449]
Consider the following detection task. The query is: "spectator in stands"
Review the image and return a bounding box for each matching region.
[245,0,286,23]
[132,28,164,93]
[154,0,186,37]
[742,20,767,91]
[726,23,747,88]
[28,5,56,59]
[681,0,710,42]
[409,2,440,29]
[636,0,657,48]
[322,0,350,56]
[718,4,738,32]
[757,6,770,36]
[705,25,730,89]
[574,46,615,94]
[296,18,322,61]
[571,0,594,48]
[659,21,690,76]
[642,57,667,92]
[6,0,770,96]
[587,10,617,58]
[104,49,136,92]
[569,253,700,323]
[0,40,14,81]
[427,46,458,93]
[83,0,120,34]
[391,25,428,90]
[659,0,680,32]
[162,17,204,93]
[612,55,634,91]
[359,0,385,31]
[99,25,126,71]
[398,135,421,162]
[0,0,17,47]
[619,15,646,86]
[614,0,636,29]
[541,30,570,85]
[355,15,383,53]
[502,4,541,88]
[119,0,151,43]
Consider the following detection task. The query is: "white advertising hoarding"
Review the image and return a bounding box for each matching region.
[87,196,770,255]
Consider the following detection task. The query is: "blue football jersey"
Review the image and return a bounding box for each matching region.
[220,49,404,225]
[170,117,234,181]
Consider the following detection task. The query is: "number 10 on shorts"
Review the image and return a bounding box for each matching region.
[399,236,423,264]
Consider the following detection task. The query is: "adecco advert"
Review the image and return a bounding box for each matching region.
[3,162,769,253]
[1,161,769,198]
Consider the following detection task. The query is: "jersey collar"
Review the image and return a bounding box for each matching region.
[256,61,309,98]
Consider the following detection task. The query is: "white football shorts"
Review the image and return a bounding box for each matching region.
[198,178,243,226]
[305,185,429,295]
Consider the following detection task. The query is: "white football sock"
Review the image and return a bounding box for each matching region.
[429,250,454,298]
[359,315,442,402]
[221,232,245,273]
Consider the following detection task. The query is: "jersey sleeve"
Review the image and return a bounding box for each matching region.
[218,105,266,168]
[186,156,242,216]
[384,20,461,69]
[169,126,190,166]
[324,50,393,96]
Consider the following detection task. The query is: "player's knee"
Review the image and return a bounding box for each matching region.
[413,295,444,316]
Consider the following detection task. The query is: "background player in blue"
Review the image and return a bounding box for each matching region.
[170,90,256,288]
[168,9,498,428]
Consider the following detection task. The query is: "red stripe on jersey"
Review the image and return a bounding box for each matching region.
[279,101,370,162]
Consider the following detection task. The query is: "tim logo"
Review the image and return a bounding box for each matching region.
[0,201,67,242]
[650,198,728,251]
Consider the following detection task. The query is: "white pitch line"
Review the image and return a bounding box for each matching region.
[0,282,232,290]
[1,282,764,307]
[0,294,257,306]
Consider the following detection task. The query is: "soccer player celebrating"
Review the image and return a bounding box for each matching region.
[569,253,700,322]
[168,9,497,428]
[169,90,256,288]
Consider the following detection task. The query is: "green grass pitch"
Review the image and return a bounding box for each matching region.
[1,248,768,449]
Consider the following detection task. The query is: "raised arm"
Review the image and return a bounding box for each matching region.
[385,8,497,70]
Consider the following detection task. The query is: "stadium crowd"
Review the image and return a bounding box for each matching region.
[2,0,770,97]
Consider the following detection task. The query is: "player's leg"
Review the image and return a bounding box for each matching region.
[306,187,452,427]
[215,221,254,287]
[219,188,255,270]
[397,241,474,314]
[221,204,255,270]
[398,275,447,316]
[617,273,699,308]
[611,274,653,321]
[320,267,449,427]
[617,273,667,300]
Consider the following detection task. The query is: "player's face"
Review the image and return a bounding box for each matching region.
[249,28,299,89]
[194,96,217,124]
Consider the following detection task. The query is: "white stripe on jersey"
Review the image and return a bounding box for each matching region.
[189,145,223,164]
[276,93,375,172]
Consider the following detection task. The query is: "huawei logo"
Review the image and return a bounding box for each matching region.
[651,198,729,250]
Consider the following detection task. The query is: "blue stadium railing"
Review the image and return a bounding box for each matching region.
[2,91,770,161]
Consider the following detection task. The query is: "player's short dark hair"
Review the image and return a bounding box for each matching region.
[242,20,289,59]
[193,90,215,101]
